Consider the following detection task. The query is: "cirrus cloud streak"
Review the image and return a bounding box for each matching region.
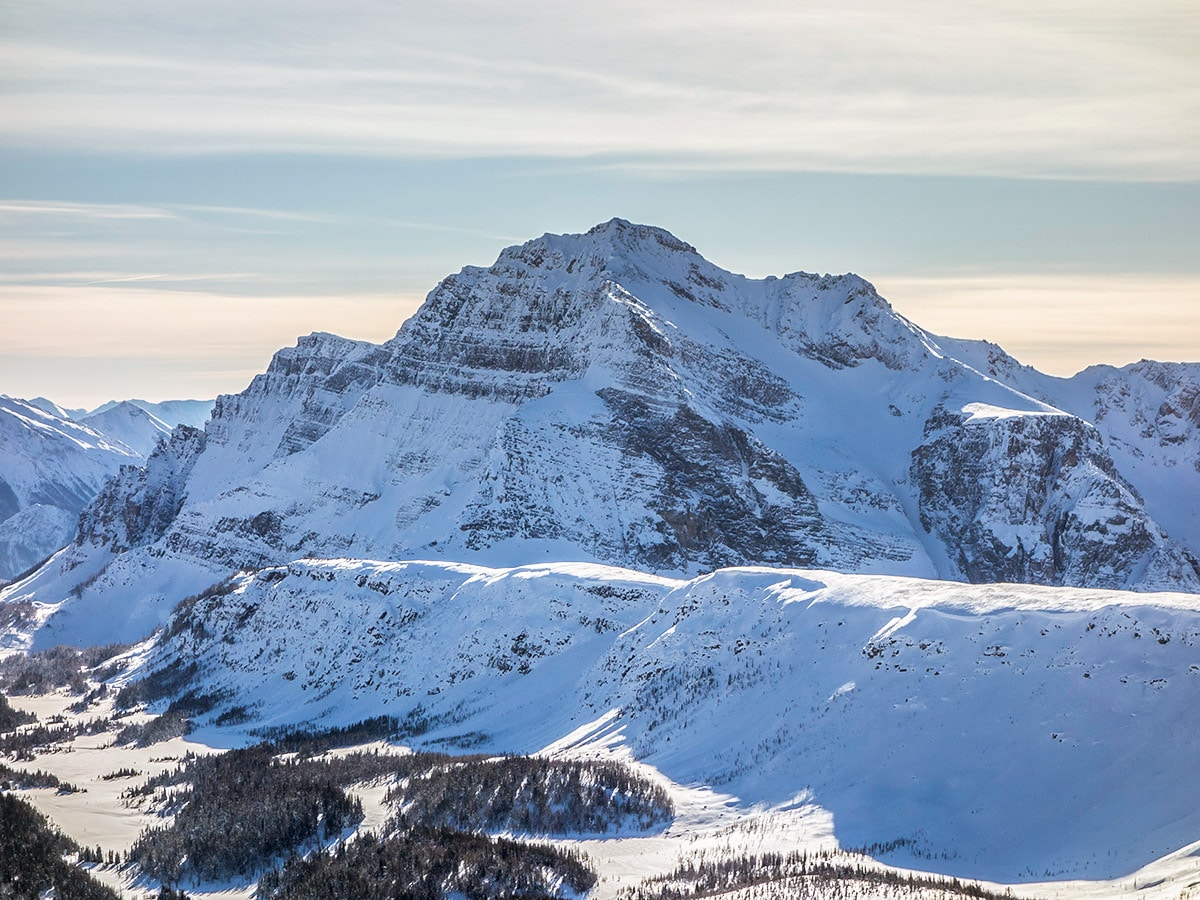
[2,0,1196,179]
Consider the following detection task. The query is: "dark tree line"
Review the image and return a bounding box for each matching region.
[0,760,71,790]
[256,826,595,900]
[0,714,111,757]
[122,721,672,892]
[0,692,34,732]
[389,755,674,835]
[0,793,120,900]
[0,643,130,695]
[127,745,363,885]
[620,848,1024,900]
[260,715,404,753]
[114,709,191,747]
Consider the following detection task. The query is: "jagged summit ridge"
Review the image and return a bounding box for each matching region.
[441,217,929,374]
[5,220,1199,646]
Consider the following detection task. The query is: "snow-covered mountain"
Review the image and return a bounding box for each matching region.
[26,396,87,420]
[0,395,215,584]
[6,218,1198,643]
[79,401,173,457]
[0,397,143,582]
[85,397,214,431]
[5,220,1200,892]
[116,558,1200,882]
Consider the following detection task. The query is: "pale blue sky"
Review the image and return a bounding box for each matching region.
[2,1,1197,407]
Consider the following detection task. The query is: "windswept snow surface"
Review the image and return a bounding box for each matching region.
[122,558,1200,884]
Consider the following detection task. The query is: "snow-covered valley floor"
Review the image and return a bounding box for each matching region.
[7,687,1200,900]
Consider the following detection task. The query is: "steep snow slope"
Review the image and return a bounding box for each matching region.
[80,401,173,457]
[11,220,1195,643]
[86,397,214,430]
[118,558,1200,883]
[0,396,141,581]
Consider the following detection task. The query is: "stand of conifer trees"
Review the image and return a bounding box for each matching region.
[0,793,120,900]
[257,827,595,900]
[122,722,672,891]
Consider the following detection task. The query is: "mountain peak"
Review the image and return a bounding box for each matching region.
[488,219,700,279]
[8,219,1197,628]
[79,400,172,457]
[25,396,82,420]
[584,217,698,254]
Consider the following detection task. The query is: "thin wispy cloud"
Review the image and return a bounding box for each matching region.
[1,1,1195,179]
[0,201,178,220]
[0,199,521,244]
[5,271,269,287]
[169,204,334,223]
[0,199,330,224]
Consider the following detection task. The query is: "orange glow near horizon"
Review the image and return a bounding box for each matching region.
[3,274,1197,408]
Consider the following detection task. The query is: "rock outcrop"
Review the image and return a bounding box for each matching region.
[912,404,1199,590]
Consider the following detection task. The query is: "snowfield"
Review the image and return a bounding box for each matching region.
[8,581,1200,900]
[11,558,1190,893]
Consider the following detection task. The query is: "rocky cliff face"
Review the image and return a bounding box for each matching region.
[8,220,1198,645]
[923,340,1200,569]
[77,425,207,554]
[1080,361,1200,552]
[912,404,1199,590]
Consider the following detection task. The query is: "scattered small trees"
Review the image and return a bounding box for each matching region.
[0,643,130,695]
[619,848,1025,900]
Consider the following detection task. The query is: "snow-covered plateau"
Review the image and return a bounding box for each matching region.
[8,560,1200,898]
[2,219,1199,898]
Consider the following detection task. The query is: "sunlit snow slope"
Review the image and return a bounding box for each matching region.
[127,558,1200,884]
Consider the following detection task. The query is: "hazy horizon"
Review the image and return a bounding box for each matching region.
[2,1,1197,407]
